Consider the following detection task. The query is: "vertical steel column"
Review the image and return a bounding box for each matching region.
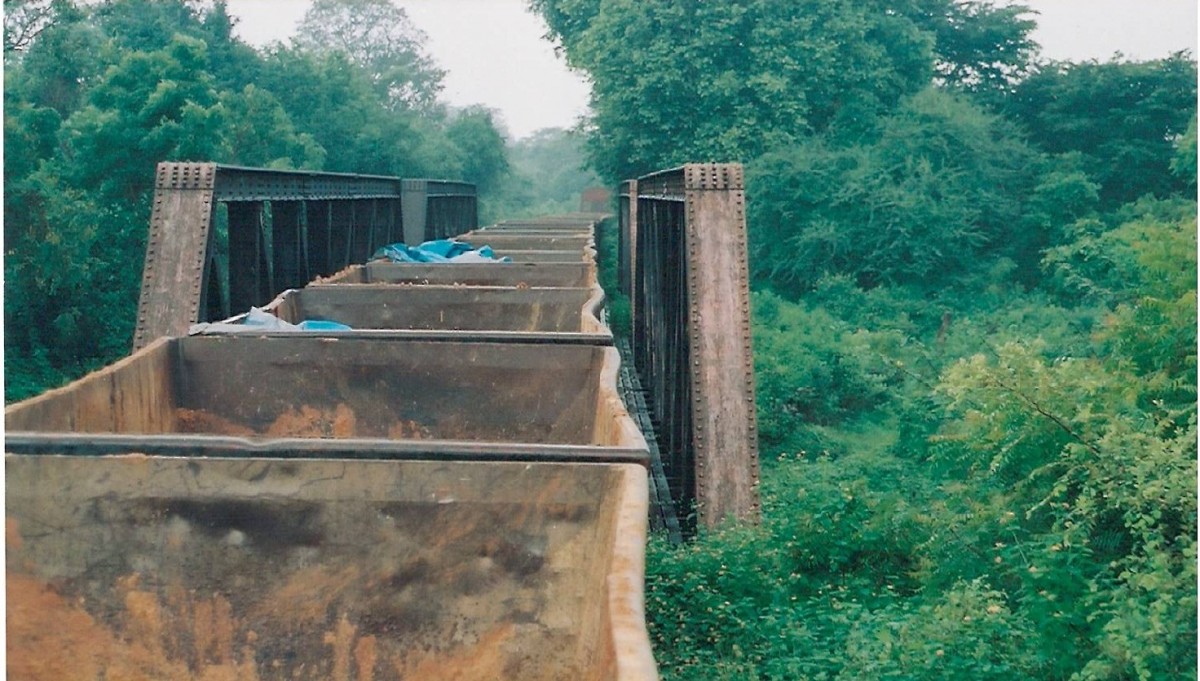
[271,201,306,291]
[619,179,640,356]
[427,196,446,240]
[306,200,332,277]
[681,164,759,528]
[351,200,374,263]
[401,179,428,244]
[226,201,266,313]
[369,199,390,253]
[460,193,475,234]
[329,200,355,270]
[134,162,217,349]
[202,252,228,322]
[618,182,631,295]
[386,198,402,244]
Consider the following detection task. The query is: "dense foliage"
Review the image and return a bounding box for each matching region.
[3,0,595,401]
[533,0,1197,678]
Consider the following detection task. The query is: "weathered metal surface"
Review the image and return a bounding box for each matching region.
[211,164,403,201]
[617,180,636,297]
[338,261,597,288]
[681,163,760,527]
[630,163,759,530]
[6,336,645,451]
[460,233,594,252]
[134,162,218,350]
[258,284,608,336]
[476,226,594,236]
[6,455,657,681]
[493,249,595,264]
[400,179,429,245]
[404,179,478,242]
[493,216,600,229]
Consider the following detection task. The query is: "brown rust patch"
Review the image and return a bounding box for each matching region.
[177,405,436,440]
[7,573,192,680]
[387,419,432,439]
[331,403,357,438]
[391,624,517,680]
[7,517,22,552]
[249,566,361,630]
[266,405,335,437]
[324,614,357,681]
[176,408,255,436]
[354,635,378,681]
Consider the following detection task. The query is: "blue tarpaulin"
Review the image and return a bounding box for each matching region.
[372,239,512,264]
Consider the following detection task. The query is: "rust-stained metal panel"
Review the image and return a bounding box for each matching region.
[459,232,594,252]
[357,262,597,288]
[6,336,644,451]
[256,284,608,337]
[6,455,657,681]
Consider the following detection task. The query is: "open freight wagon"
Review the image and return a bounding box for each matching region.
[6,333,658,680]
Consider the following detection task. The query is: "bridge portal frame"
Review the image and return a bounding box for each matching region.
[134,162,476,350]
[628,163,760,530]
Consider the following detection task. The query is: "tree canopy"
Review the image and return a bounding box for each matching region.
[293,0,445,111]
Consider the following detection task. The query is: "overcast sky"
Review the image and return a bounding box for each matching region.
[223,0,1197,140]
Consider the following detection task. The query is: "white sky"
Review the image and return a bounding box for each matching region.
[223,0,1198,140]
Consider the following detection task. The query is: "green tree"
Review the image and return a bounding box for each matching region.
[546,0,936,181]
[1004,54,1198,205]
[257,47,458,179]
[219,84,326,169]
[508,127,600,205]
[748,88,1040,294]
[5,0,103,115]
[5,35,229,399]
[532,0,1040,183]
[55,35,227,201]
[4,0,58,54]
[917,0,1038,99]
[444,105,510,193]
[293,0,444,111]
